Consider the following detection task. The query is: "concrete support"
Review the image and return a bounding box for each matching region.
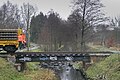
[14,62,26,72]
[82,61,86,69]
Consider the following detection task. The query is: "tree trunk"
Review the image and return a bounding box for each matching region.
[81,0,86,51]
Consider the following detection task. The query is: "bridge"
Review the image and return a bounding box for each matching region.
[0,51,113,71]
[15,52,112,62]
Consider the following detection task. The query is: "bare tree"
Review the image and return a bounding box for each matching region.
[72,0,108,51]
[110,16,120,45]
[0,1,20,29]
[111,16,120,27]
[21,3,36,51]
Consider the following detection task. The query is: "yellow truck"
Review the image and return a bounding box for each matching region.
[0,29,22,53]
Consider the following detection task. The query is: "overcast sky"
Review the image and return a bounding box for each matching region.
[0,0,120,19]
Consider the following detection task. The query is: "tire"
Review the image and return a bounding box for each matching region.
[3,46,17,53]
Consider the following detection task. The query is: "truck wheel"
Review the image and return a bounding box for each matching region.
[3,46,17,53]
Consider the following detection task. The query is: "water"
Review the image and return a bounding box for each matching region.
[60,66,72,80]
[59,63,86,80]
[40,62,86,80]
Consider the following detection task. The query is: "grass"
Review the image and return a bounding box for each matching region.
[0,55,58,80]
[86,54,120,80]
[88,44,111,51]
[29,48,41,52]
[0,58,27,80]
[23,48,42,52]
[24,62,58,80]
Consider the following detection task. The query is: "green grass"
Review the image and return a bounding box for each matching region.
[72,62,83,69]
[0,58,58,80]
[29,48,41,52]
[23,48,42,52]
[0,58,27,80]
[86,54,120,80]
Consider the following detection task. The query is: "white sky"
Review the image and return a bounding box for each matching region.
[0,0,120,19]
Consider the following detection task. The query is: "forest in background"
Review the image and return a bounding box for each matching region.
[0,0,120,51]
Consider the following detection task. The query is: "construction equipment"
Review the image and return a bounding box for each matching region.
[0,28,23,53]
